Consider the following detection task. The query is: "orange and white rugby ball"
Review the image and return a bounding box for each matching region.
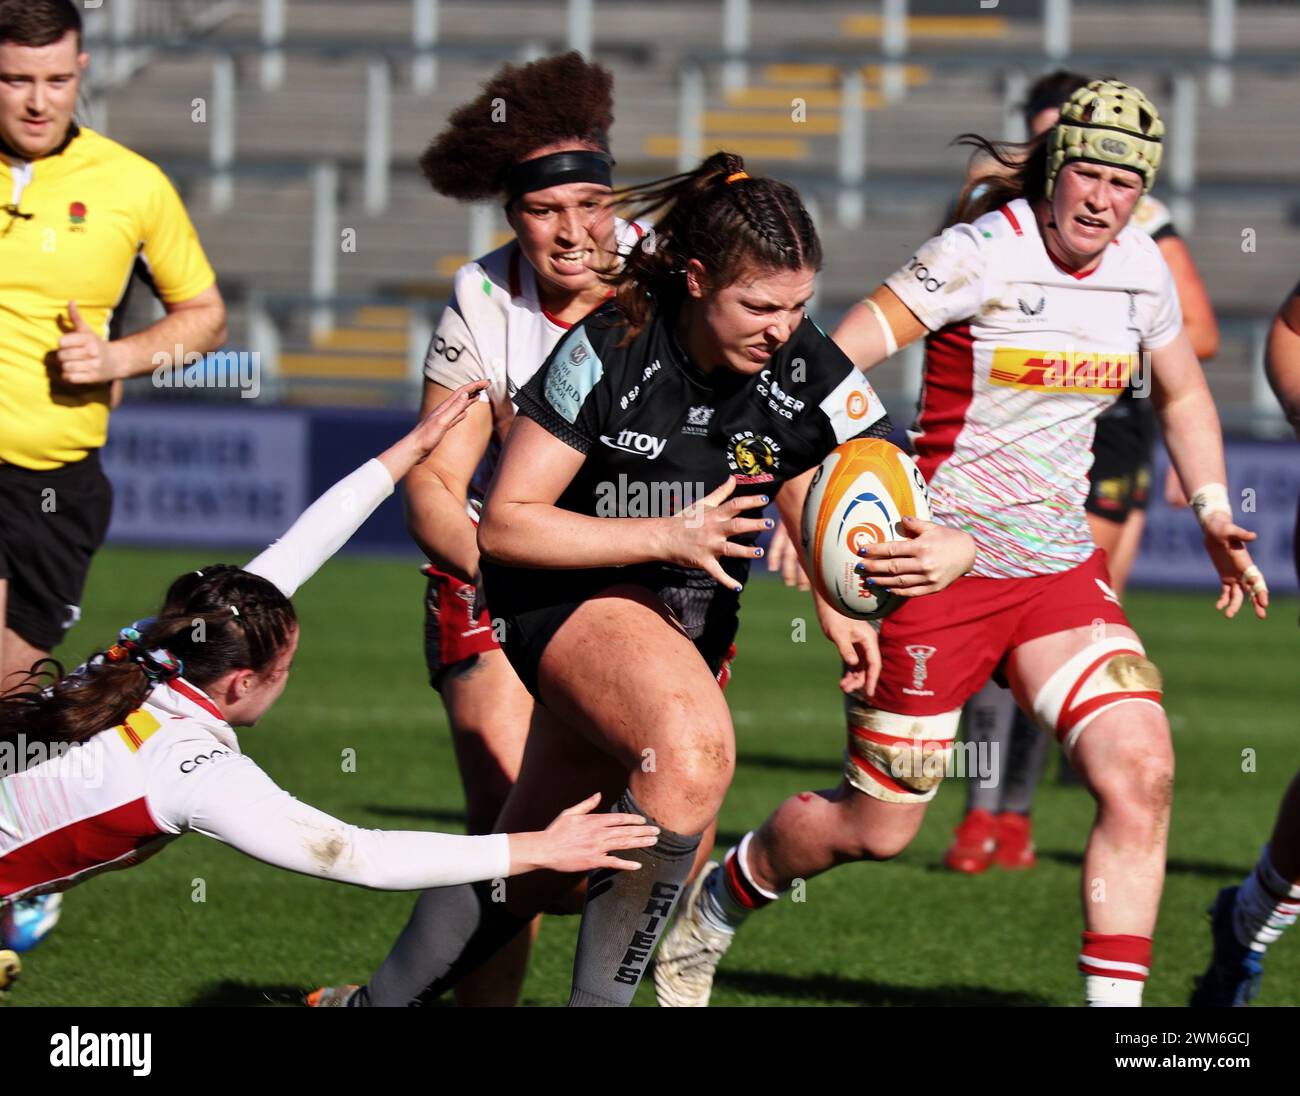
[801,438,931,620]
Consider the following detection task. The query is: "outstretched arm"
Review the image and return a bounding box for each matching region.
[154,750,658,889]
[244,380,487,597]
[1151,332,1267,619]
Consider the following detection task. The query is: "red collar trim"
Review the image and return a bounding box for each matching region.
[508,246,574,329]
[998,205,1024,236]
[169,678,225,722]
[1044,243,1100,280]
[509,244,618,329]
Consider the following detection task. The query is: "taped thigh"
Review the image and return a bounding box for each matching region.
[1031,637,1163,754]
[844,697,962,804]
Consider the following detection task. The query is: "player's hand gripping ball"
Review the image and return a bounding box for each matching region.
[801,438,931,619]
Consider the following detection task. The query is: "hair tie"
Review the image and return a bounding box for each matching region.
[724,171,750,185]
[114,621,184,683]
[194,570,204,577]
[228,604,241,619]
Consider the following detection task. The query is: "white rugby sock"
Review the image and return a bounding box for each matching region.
[1079,932,1150,1006]
[698,833,778,934]
[1084,975,1144,1007]
[1233,845,1300,953]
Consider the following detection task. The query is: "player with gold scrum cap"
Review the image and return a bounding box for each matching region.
[656,80,1267,1009]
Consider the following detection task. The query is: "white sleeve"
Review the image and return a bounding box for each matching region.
[884,222,989,332]
[149,744,511,889]
[425,264,498,405]
[244,458,394,598]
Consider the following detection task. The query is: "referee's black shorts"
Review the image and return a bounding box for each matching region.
[480,560,740,702]
[0,451,113,651]
[1086,394,1157,525]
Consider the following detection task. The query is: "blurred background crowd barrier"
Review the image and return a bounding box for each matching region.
[84,0,1300,586]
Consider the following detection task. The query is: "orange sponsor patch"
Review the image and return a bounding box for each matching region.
[988,347,1135,394]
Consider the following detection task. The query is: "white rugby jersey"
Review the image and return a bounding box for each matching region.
[0,460,511,905]
[425,219,645,500]
[885,197,1182,578]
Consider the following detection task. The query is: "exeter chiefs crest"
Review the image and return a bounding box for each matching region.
[727,430,781,485]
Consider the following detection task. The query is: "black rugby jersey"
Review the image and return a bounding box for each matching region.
[511,298,892,591]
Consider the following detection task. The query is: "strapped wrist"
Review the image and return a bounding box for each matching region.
[1189,482,1232,529]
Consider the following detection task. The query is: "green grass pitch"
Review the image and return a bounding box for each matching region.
[4,545,1297,1007]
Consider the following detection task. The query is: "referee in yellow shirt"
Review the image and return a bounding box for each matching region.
[0,0,225,698]
[1,0,226,959]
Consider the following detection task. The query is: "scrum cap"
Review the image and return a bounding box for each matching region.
[1047,79,1163,199]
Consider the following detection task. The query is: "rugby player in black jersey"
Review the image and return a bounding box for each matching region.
[327,152,975,1007]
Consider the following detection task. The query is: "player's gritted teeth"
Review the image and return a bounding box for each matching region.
[550,248,593,276]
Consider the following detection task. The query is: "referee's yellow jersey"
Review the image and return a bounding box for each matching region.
[0,125,216,470]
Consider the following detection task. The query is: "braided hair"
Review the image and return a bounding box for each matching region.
[0,566,296,751]
[608,151,822,340]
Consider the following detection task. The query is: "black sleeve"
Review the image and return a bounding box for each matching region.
[793,320,895,459]
[852,415,896,441]
[514,323,615,455]
[1150,223,1179,243]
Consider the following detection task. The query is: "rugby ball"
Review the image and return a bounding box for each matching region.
[801,438,931,620]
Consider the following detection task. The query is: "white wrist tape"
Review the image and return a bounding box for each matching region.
[1188,482,1232,530]
[863,297,898,357]
[1241,564,1269,600]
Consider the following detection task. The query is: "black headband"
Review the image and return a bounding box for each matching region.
[501,150,614,203]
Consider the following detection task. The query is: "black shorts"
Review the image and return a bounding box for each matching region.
[0,451,113,651]
[1086,394,1157,524]
[480,560,740,702]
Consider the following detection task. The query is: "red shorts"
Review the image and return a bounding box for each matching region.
[422,564,500,690]
[716,643,737,691]
[872,549,1133,716]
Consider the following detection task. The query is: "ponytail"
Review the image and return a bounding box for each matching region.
[949,131,1051,226]
[609,151,822,340]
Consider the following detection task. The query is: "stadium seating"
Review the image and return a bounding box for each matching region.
[91,0,1300,427]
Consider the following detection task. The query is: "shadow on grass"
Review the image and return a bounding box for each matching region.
[737,752,841,776]
[1034,850,1249,877]
[188,981,314,1007]
[715,968,1051,1007]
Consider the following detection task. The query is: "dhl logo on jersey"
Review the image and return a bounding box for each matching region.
[988,348,1136,395]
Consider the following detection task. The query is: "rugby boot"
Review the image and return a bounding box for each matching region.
[1190,887,1264,1007]
[993,812,1037,870]
[0,949,20,991]
[944,809,998,874]
[306,984,360,1007]
[1,893,63,953]
[654,862,733,1007]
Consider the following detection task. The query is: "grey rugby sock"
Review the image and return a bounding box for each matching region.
[355,879,530,1006]
[964,679,1019,814]
[1001,706,1053,815]
[568,789,701,1007]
